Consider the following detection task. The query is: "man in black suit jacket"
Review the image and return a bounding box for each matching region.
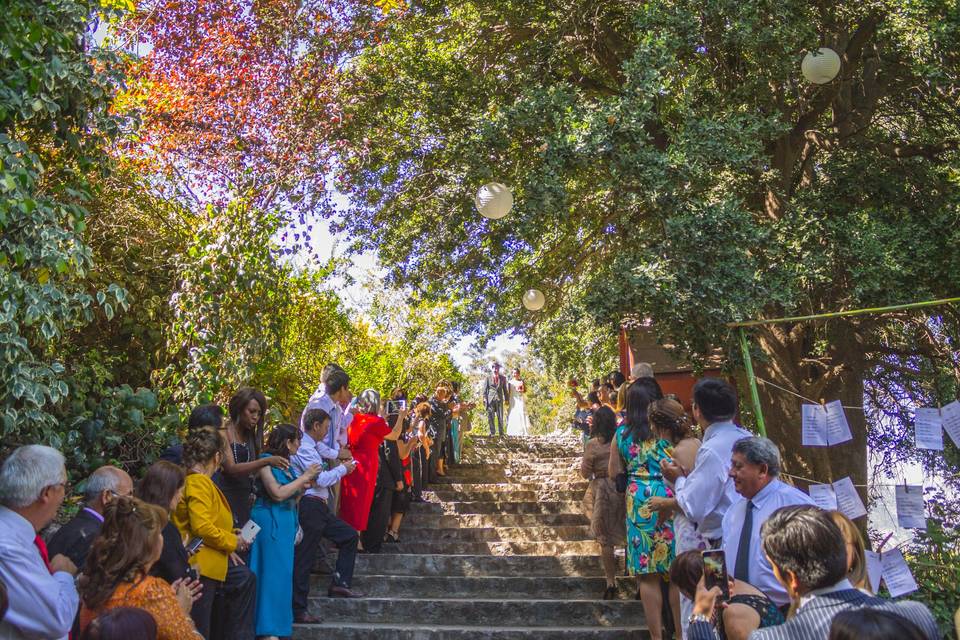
[483,362,509,437]
[689,506,938,640]
[47,465,133,569]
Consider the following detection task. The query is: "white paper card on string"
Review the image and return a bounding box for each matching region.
[865,550,883,594]
[881,549,918,597]
[914,408,944,450]
[808,483,838,511]
[833,477,867,520]
[895,485,927,530]
[801,404,828,447]
[942,400,960,448]
[824,400,853,445]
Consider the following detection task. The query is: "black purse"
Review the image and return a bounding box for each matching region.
[615,472,628,494]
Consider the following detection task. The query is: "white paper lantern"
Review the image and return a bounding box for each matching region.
[474,182,513,219]
[801,48,841,84]
[522,288,546,311]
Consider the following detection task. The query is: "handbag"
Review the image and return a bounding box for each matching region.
[615,473,628,494]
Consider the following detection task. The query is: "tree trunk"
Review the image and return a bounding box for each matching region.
[752,321,869,508]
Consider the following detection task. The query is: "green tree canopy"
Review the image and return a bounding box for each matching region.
[332,0,960,495]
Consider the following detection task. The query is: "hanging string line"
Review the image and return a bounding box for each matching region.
[754,376,865,411]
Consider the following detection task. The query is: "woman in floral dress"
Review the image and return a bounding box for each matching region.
[609,378,674,640]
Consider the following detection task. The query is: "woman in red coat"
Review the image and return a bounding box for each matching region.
[339,389,406,536]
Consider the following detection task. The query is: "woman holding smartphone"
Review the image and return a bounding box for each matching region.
[339,389,406,546]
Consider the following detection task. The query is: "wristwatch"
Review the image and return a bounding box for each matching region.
[688,613,712,624]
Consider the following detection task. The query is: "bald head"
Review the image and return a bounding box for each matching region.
[84,466,133,513]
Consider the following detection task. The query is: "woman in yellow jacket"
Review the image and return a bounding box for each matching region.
[174,427,256,639]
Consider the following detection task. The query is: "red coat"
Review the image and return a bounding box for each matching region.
[339,412,392,532]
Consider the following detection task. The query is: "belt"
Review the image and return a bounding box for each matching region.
[303,494,328,504]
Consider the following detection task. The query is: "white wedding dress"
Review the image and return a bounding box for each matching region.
[506,379,531,436]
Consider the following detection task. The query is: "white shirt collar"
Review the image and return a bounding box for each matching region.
[798,578,854,610]
[745,478,782,508]
[702,420,737,442]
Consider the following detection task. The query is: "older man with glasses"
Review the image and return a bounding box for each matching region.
[47,465,133,571]
[0,445,80,640]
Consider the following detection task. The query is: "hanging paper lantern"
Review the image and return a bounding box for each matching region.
[522,288,546,311]
[801,48,841,84]
[474,182,513,219]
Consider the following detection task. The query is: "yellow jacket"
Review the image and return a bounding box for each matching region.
[173,473,237,582]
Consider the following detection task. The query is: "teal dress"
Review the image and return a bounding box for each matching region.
[249,454,300,636]
[615,426,676,576]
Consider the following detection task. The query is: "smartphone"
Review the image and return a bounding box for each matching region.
[386,399,407,414]
[185,537,204,556]
[239,520,261,544]
[702,550,730,601]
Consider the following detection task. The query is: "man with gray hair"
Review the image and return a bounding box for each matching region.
[48,465,133,569]
[0,445,79,639]
[722,436,815,607]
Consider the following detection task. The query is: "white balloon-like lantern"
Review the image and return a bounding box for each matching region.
[522,288,546,311]
[474,182,513,219]
[801,47,841,84]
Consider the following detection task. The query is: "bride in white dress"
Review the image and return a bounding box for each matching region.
[506,368,531,436]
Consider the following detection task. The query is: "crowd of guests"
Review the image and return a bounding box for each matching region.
[577,367,942,640]
[0,362,469,640]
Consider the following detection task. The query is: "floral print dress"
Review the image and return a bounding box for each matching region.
[615,426,676,576]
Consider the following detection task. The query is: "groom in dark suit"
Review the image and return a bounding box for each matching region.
[483,362,508,437]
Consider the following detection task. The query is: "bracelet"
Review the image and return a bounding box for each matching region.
[688,613,711,624]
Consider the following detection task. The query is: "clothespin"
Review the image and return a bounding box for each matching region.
[876,531,895,559]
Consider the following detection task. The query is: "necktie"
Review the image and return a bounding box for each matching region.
[34,534,52,573]
[733,500,754,582]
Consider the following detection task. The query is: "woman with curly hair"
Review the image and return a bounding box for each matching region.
[646,396,703,636]
[78,496,200,639]
[174,427,255,639]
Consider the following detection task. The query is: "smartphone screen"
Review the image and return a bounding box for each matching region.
[386,400,407,414]
[702,550,730,601]
[186,537,204,555]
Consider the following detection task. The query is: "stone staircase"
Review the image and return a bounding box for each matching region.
[294,434,649,638]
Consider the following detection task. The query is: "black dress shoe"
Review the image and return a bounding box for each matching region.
[293,613,322,624]
[328,585,362,598]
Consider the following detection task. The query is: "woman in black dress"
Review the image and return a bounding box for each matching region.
[219,388,288,527]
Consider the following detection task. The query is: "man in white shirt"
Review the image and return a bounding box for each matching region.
[291,407,360,623]
[0,445,80,640]
[662,378,751,544]
[722,436,815,606]
[301,364,353,459]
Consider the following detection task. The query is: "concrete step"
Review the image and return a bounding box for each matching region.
[408,500,583,515]
[425,488,586,502]
[434,473,582,484]
[293,622,649,639]
[397,525,593,543]
[387,539,599,556]
[318,553,607,577]
[434,481,589,492]
[305,597,646,628]
[311,575,636,599]
[401,512,589,529]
